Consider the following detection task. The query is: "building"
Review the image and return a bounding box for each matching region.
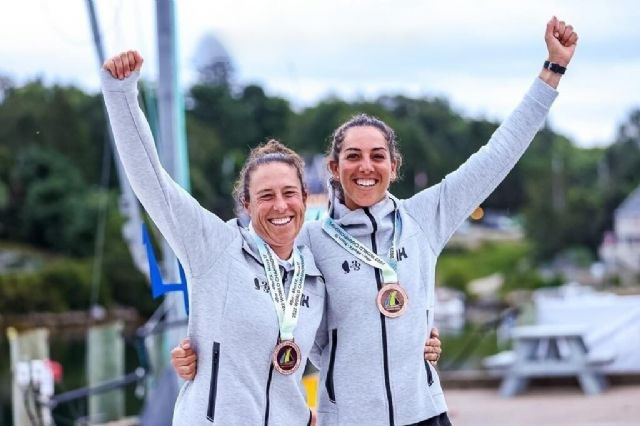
[600,186,640,274]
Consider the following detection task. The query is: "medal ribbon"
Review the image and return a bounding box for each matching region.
[251,229,306,341]
[322,208,401,284]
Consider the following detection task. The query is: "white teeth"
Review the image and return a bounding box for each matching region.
[356,179,376,187]
[269,217,292,225]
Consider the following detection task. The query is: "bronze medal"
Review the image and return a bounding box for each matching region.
[376,283,408,318]
[272,340,301,375]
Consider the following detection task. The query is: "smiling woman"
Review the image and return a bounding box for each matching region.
[101,51,326,425]
[233,142,308,259]
[295,15,578,426]
[327,114,402,210]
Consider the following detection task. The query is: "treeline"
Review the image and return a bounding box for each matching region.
[0,76,638,314]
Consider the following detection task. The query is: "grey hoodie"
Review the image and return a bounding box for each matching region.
[301,77,558,425]
[101,70,325,426]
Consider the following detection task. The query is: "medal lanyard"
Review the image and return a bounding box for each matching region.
[322,208,401,284]
[251,230,306,341]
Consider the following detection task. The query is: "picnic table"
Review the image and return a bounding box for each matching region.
[483,324,614,397]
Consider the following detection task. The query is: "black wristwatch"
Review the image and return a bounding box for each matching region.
[543,60,566,75]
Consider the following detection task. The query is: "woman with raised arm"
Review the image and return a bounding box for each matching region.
[303,16,577,426]
[102,53,326,425]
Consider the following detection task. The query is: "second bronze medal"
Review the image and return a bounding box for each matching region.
[376,283,408,318]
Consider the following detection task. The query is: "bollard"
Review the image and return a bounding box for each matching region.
[87,320,125,423]
[7,327,52,426]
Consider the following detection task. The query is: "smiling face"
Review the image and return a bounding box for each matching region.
[329,126,398,210]
[244,161,306,259]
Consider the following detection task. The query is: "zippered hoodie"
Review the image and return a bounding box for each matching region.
[301,77,558,426]
[101,70,325,426]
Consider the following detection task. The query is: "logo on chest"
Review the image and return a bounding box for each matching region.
[340,247,408,273]
[253,278,310,308]
[396,247,408,261]
[341,260,361,273]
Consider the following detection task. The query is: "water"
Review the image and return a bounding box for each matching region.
[0,330,144,425]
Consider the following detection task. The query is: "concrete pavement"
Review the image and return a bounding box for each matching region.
[445,385,640,426]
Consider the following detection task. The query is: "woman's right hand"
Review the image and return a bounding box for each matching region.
[424,327,442,366]
[171,338,198,380]
[103,50,143,80]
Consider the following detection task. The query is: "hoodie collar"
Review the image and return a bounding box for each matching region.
[235,219,322,277]
[328,187,398,237]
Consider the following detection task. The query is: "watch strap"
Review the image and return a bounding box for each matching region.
[543,60,566,75]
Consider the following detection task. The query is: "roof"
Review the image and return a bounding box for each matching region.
[616,186,640,216]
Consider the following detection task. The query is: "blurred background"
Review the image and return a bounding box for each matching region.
[1,0,639,425]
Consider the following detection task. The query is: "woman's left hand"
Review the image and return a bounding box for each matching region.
[545,16,578,67]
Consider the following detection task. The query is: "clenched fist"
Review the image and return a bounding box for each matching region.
[103,50,144,80]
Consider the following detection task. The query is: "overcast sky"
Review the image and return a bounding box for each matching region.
[2,0,639,148]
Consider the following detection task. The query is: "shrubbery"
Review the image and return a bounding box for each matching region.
[0,249,157,316]
[0,258,92,313]
[437,241,562,299]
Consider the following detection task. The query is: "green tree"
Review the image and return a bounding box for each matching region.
[6,146,95,255]
[0,82,105,185]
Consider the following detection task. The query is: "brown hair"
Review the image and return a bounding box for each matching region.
[233,139,307,209]
[327,113,403,199]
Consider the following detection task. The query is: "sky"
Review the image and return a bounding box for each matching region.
[1,0,639,148]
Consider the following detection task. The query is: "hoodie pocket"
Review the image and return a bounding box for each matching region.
[424,359,434,387]
[207,341,221,422]
[326,329,338,403]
